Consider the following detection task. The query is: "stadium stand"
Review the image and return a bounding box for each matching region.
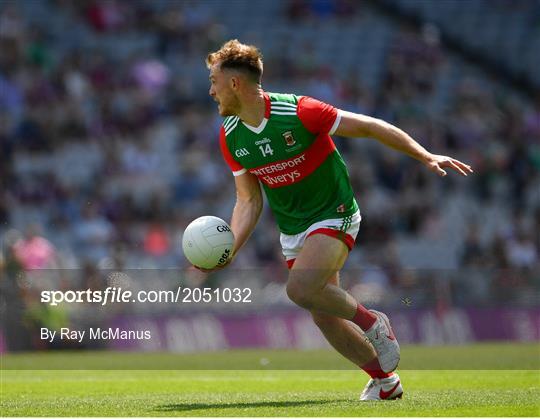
[1,0,538,317]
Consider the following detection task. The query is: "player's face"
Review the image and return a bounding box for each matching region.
[209,64,240,116]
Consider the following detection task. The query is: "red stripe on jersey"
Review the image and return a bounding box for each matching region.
[248,133,336,188]
[297,96,338,134]
[263,92,271,119]
[219,125,244,172]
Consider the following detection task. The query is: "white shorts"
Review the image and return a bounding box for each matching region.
[280,210,361,269]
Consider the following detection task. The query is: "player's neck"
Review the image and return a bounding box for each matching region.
[238,89,266,127]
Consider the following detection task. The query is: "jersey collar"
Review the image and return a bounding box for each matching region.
[242,91,270,134]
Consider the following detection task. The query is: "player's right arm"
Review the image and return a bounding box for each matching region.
[229,171,263,261]
[219,126,263,264]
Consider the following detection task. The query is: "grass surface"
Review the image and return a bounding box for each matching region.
[2,342,539,370]
[1,347,540,417]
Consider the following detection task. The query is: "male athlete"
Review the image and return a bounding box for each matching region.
[205,40,473,400]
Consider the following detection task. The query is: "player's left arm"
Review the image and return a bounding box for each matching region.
[335,111,473,177]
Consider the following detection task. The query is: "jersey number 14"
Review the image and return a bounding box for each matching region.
[258,143,274,157]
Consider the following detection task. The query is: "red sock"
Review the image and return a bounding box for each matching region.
[351,304,377,331]
[362,357,393,379]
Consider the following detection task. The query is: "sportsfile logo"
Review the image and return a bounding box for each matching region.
[40,283,252,305]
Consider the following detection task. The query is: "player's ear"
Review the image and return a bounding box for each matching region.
[229,75,240,91]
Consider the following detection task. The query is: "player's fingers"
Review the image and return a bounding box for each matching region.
[193,265,212,273]
[453,159,475,175]
[432,164,447,177]
[453,159,474,173]
[448,160,469,176]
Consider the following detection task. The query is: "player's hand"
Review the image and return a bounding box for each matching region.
[193,253,235,273]
[424,154,474,177]
[193,264,224,273]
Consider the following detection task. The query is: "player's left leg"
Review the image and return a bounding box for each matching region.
[310,273,398,381]
[312,305,403,401]
[310,272,376,367]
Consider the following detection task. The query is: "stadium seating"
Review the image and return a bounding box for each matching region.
[1,0,538,309]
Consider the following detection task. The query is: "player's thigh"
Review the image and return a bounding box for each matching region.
[288,233,349,290]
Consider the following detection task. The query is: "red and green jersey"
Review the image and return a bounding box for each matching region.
[220,92,358,235]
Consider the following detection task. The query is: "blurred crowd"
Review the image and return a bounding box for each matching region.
[1,0,539,314]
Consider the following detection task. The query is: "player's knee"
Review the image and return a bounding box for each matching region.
[286,279,315,310]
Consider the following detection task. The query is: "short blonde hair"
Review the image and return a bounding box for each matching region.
[206,39,263,84]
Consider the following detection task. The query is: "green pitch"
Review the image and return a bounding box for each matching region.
[1,345,539,417]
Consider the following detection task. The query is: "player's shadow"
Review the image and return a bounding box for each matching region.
[156,399,347,412]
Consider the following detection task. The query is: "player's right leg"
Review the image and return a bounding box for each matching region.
[285,232,400,373]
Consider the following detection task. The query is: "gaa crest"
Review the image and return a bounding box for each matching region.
[282,131,296,146]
